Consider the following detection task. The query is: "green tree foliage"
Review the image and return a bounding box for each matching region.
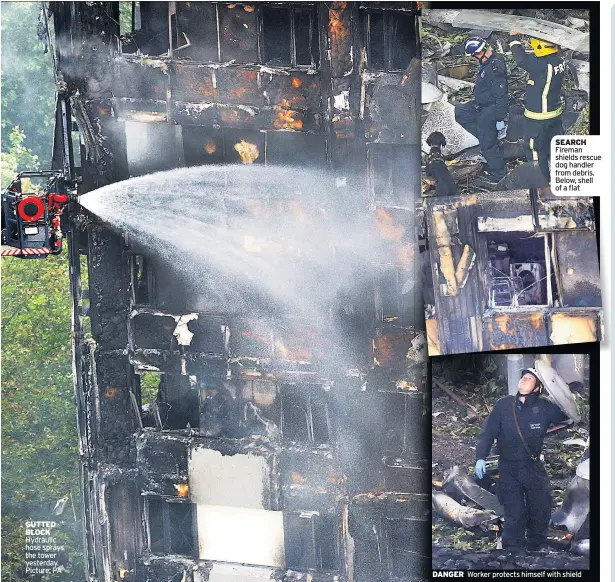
[1,250,84,581]
[119,1,134,36]
[1,126,40,187]
[2,6,82,580]
[1,252,73,509]
[1,2,56,164]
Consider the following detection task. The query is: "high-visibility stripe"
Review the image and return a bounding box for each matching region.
[509,41,523,48]
[524,106,563,120]
[1,247,50,256]
[529,138,539,162]
[542,63,553,113]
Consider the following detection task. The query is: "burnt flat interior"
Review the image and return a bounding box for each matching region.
[481,232,562,309]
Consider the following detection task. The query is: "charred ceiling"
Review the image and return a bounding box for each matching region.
[52,2,426,582]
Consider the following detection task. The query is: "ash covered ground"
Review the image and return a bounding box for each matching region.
[431,355,590,571]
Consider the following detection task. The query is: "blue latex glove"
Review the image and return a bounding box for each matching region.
[496,120,507,131]
[475,459,486,479]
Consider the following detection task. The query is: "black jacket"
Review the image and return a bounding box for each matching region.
[509,35,565,120]
[476,392,568,462]
[473,51,509,122]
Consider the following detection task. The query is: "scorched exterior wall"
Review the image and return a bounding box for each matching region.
[51,3,428,582]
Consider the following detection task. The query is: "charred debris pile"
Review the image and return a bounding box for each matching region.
[420,8,590,195]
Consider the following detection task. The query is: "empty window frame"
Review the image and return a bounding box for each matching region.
[79,254,93,339]
[281,385,330,444]
[239,379,281,426]
[121,3,321,64]
[199,380,280,438]
[482,232,558,309]
[70,118,82,171]
[120,2,169,55]
[146,498,197,557]
[382,393,416,456]
[174,2,218,61]
[262,5,320,68]
[376,269,413,325]
[137,372,161,428]
[129,254,155,306]
[107,483,140,572]
[284,511,339,571]
[158,375,200,430]
[218,4,259,62]
[123,2,216,59]
[364,10,417,72]
[119,2,140,36]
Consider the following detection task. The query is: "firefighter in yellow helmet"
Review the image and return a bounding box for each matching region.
[508,33,566,183]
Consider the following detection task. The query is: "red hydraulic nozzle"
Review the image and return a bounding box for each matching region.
[48,193,69,211]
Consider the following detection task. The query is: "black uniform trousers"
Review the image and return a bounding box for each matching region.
[455,102,507,179]
[497,459,552,550]
[524,116,563,182]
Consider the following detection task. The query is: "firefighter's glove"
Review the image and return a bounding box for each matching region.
[475,459,486,479]
[496,120,508,140]
[507,34,523,53]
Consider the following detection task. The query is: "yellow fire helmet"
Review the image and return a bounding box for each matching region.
[530,37,559,57]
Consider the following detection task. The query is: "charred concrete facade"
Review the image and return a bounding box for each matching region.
[50,3,428,582]
[420,191,602,356]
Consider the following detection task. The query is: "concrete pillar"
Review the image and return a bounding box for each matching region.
[506,354,525,395]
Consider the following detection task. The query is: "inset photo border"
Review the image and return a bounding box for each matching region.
[418,190,602,356]
[432,352,591,572]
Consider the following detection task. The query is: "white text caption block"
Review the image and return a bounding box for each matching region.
[551,135,603,196]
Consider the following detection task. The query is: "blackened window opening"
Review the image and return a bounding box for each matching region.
[366,11,386,70]
[285,512,339,571]
[318,513,339,569]
[262,5,319,67]
[147,498,196,557]
[390,12,415,70]
[119,2,138,36]
[168,502,196,555]
[281,386,330,444]
[263,6,292,66]
[147,498,165,554]
[131,255,152,305]
[370,144,419,205]
[387,517,430,578]
[136,2,170,55]
[294,8,319,67]
[158,375,199,430]
[482,233,554,308]
[365,10,417,71]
